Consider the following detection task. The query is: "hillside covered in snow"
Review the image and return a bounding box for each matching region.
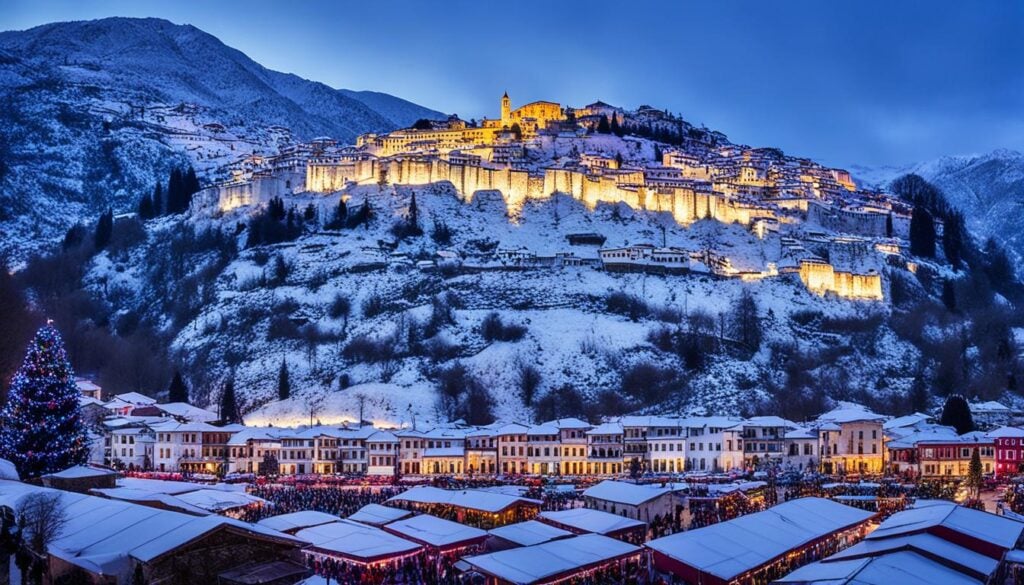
[0,17,443,256]
[853,149,1024,264]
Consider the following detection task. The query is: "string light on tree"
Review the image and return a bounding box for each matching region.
[0,322,89,478]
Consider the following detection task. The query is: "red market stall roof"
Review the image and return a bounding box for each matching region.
[295,519,422,565]
[457,533,642,585]
[646,497,874,584]
[384,513,488,551]
[538,508,645,538]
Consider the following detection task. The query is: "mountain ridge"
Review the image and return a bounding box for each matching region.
[0,16,444,256]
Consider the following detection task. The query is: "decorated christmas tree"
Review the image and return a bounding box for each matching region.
[0,323,89,478]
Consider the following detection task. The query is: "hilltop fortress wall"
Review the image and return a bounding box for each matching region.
[199,155,776,228]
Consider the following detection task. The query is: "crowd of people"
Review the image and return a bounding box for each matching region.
[309,552,461,585]
[240,484,407,522]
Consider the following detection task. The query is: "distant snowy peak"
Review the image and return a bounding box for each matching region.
[0,17,445,142]
[855,149,1024,263]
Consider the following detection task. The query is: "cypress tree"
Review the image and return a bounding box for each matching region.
[939,394,974,435]
[152,182,163,215]
[943,212,965,269]
[167,371,189,404]
[610,113,622,136]
[138,193,154,219]
[909,206,936,258]
[597,115,610,134]
[220,378,241,424]
[278,359,291,401]
[94,209,114,250]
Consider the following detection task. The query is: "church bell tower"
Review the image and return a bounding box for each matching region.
[501,91,511,126]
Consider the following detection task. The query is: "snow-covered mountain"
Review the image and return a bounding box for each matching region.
[0,17,443,256]
[852,149,1024,264]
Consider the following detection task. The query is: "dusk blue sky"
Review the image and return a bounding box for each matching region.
[3,0,1022,167]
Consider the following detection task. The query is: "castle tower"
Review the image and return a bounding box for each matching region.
[501,91,511,126]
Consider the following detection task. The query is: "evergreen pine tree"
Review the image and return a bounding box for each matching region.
[942,212,965,269]
[166,168,184,214]
[220,378,241,424]
[0,324,89,478]
[941,279,958,313]
[653,143,663,163]
[167,371,189,404]
[967,447,983,499]
[909,206,936,258]
[183,166,200,209]
[409,192,419,228]
[94,209,114,250]
[597,115,610,134]
[610,113,622,136]
[152,182,164,215]
[939,394,975,434]
[138,193,154,220]
[278,359,291,401]
[909,373,929,413]
[729,289,763,356]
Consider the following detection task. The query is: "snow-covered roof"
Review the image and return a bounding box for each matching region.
[258,511,342,533]
[774,551,980,585]
[970,401,1011,414]
[347,504,412,526]
[116,477,245,496]
[582,480,673,506]
[495,422,530,435]
[91,487,212,516]
[110,392,157,405]
[538,508,645,535]
[296,519,421,562]
[154,402,219,422]
[173,489,265,513]
[868,502,1024,549]
[646,498,874,581]
[0,459,19,481]
[737,416,796,429]
[488,520,573,547]
[884,412,932,430]
[542,417,592,430]
[586,422,623,435]
[527,423,560,436]
[887,426,961,449]
[366,430,399,443]
[44,465,117,479]
[988,426,1024,439]
[0,480,302,578]
[828,532,998,577]
[816,403,886,424]
[76,378,102,392]
[388,486,541,514]
[618,415,681,428]
[458,534,641,584]
[384,513,488,548]
[79,395,104,407]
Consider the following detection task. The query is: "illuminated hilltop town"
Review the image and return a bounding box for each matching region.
[194,93,917,301]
